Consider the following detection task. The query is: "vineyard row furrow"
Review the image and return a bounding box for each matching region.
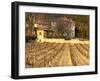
[25,42,89,68]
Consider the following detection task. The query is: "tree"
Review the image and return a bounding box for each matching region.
[73,15,89,39]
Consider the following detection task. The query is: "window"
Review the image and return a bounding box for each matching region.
[39,32,42,35]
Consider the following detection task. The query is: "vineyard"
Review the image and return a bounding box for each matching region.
[25,41,89,68]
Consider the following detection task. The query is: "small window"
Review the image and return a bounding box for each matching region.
[39,32,42,35]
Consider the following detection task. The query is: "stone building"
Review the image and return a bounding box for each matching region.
[26,15,75,42]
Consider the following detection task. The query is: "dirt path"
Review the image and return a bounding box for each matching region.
[58,44,73,66]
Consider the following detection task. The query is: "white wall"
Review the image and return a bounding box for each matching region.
[0,0,99,81]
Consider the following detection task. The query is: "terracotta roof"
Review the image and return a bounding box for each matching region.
[36,26,44,30]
